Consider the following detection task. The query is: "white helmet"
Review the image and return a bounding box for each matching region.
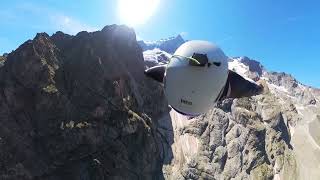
[164,40,229,116]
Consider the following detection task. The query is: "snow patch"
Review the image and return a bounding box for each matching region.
[228,59,249,76]
[228,59,256,83]
[289,123,295,137]
[268,83,289,94]
[144,36,178,46]
[260,75,269,81]
[143,48,172,64]
[298,83,306,91]
[295,105,305,116]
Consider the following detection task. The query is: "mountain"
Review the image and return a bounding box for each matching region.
[0,25,169,180]
[141,44,320,179]
[143,48,172,68]
[1,26,319,180]
[138,34,185,54]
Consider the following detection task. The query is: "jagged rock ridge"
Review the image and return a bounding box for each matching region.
[138,34,185,54]
[0,25,171,180]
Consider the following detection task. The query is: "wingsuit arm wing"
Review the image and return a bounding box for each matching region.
[144,67,263,100]
[144,65,166,83]
[219,70,263,101]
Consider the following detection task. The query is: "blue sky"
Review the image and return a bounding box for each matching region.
[1,0,319,87]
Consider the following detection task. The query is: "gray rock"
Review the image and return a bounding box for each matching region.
[0,25,170,180]
[223,153,242,179]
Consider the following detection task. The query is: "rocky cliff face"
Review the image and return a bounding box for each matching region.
[160,91,299,180]
[0,25,171,180]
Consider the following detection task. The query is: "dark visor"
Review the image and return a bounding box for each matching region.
[171,53,221,67]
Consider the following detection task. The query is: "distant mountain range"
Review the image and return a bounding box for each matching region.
[138,34,185,54]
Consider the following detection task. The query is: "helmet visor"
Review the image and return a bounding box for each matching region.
[170,53,221,67]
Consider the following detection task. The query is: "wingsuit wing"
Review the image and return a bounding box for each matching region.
[144,65,166,83]
[218,70,263,101]
[144,66,263,101]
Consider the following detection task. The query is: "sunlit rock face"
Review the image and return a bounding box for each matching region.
[142,38,320,180]
[0,54,6,67]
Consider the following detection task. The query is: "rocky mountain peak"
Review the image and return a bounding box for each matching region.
[138,34,185,54]
[0,25,169,180]
[238,56,264,76]
[35,32,50,40]
[266,71,299,88]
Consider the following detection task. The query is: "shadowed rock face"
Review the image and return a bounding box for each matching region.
[266,72,299,89]
[0,25,172,180]
[238,56,264,76]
